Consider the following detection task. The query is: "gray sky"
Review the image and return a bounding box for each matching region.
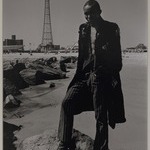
[3,0,148,50]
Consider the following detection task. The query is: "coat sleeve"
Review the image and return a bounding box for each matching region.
[110,24,122,72]
[99,24,122,75]
[67,25,84,91]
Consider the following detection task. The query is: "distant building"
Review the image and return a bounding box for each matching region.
[123,43,147,53]
[3,35,24,53]
[36,44,60,52]
[53,45,60,50]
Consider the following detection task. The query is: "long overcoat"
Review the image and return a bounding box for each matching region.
[68,19,126,129]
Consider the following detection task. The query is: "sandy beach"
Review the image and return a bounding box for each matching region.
[3,52,147,150]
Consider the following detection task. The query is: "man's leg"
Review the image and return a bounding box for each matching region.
[58,100,73,148]
[94,111,108,150]
[57,81,88,149]
[92,82,109,150]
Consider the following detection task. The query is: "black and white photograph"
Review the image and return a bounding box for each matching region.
[3,0,148,150]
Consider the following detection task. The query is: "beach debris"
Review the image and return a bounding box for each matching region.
[18,129,93,150]
[4,94,21,109]
[49,82,55,88]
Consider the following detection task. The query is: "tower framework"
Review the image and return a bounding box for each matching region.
[41,0,53,52]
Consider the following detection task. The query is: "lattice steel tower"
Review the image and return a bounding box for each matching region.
[41,0,53,52]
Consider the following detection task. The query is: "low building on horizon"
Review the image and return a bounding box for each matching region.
[123,43,147,53]
[3,35,24,53]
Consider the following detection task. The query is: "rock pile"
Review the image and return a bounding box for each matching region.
[3,57,67,96]
[18,129,93,150]
[3,56,77,110]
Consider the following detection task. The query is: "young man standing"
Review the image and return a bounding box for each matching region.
[57,1,126,149]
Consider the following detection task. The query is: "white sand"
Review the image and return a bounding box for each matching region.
[4,53,148,150]
[3,52,78,61]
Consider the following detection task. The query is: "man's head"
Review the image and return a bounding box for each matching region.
[83,0,102,26]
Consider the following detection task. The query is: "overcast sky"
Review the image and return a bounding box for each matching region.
[3,0,148,50]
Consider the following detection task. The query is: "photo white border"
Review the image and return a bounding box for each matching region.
[0,0,3,149]
[148,0,150,149]
[1,0,149,149]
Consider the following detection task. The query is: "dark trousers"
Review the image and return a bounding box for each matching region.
[58,74,109,150]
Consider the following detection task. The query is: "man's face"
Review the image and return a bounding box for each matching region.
[83,4,100,26]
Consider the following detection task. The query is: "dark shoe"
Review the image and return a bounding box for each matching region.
[57,141,70,150]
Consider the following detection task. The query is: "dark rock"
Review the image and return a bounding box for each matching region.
[13,63,26,73]
[60,62,67,72]
[49,62,60,69]
[46,57,57,65]
[32,58,45,65]
[60,56,72,63]
[66,63,77,69]
[28,63,66,80]
[60,56,78,71]
[4,94,21,109]
[3,88,7,101]
[3,68,29,89]
[20,68,45,85]
[49,82,55,88]
[60,56,78,63]
[45,57,59,69]
[3,121,21,150]
[3,78,21,97]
